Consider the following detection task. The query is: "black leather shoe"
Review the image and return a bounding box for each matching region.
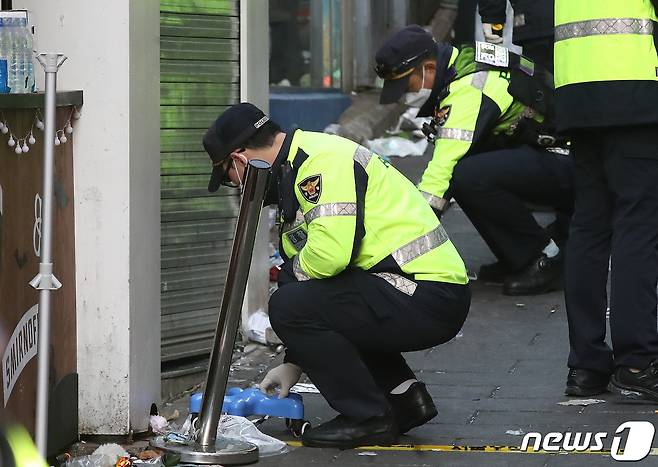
[565,368,610,396]
[502,253,563,296]
[478,261,511,283]
[609,361,658,403]
[387,381,437,434]
[301,414,398,449]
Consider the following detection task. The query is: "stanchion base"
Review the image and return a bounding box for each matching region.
[150,435,259,465]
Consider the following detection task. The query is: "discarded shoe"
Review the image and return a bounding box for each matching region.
[503,253,563,296]
[565,368,610,397]
[301,414,398,449]
[387,381,437,434]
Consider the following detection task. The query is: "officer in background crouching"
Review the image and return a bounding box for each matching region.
[203,103,471,448]
[375,26,573,295]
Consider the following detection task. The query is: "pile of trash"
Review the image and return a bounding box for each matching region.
[62,412,288,466]
[366,107,431,158]
[62,443,169,467]
[159,413,288,458]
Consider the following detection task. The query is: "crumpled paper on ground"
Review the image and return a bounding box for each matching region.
[558,399,605,406]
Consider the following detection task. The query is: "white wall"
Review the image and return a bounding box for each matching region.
[15,0,161,434]
[240,0,271,335]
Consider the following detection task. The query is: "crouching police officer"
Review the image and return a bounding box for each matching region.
[204,103,470,448]
[375,26,574,295]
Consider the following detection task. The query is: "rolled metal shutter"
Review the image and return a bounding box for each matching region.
[160,0,240,361]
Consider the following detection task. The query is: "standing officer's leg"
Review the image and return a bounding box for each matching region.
[606,126,658,400]
[564,130,613,396]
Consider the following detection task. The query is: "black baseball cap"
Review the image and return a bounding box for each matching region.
[375,25,436,105]
[204,102,270,192]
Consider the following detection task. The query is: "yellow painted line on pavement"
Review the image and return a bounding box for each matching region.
[286,441,658,456]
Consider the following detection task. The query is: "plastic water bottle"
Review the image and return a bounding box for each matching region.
[5,17,34,94]
[18,17,34,93]
[0,19,9,93]
[5,17,21,93]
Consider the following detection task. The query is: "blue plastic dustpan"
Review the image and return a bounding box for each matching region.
[190,387,304,420]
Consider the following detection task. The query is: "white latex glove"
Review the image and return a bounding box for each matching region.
[482,23,504,44]
[259,363,302,399]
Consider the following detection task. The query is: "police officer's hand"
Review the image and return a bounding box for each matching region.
[482,23,504,44]
[259,363,302,398]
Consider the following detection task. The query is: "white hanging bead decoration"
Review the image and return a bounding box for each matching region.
[21,143,29,153]
[73,109,81,119]
[36,119,44,130]
[65,124,73,134]
[0,122,4,132]
[8,136,15,147]
[28,135,36,145]
[54,137,61,146]
[60,134,68,144]
[14,145,22,154]
[1,124,8,134]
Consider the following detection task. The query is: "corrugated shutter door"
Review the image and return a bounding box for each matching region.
[160,0,240,361]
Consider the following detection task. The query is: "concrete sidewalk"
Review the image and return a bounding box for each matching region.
[251,205,658,466]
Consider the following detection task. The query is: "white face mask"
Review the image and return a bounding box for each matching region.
[403,66,431,108]
[233,153,248,192]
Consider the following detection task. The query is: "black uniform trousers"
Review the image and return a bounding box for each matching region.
[269,268,470,420]
[566,125,658,373]
[450,145,574,271]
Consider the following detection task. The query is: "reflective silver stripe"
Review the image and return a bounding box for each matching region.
[436,127,474,143]
[293,255,310,281]
[372,272,417,296]
[471,71,488,91]
[421,191,449,211]
[555,18,654,42]
[304,202,357,224]
[353,145,373,169]
[392,225,450,267]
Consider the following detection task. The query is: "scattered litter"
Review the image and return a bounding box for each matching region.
[93,444,129,467]
[65,444,130,467]
[367,136,427,158]
[150,415,169,434]
[506,429,525,436]
[64,454,105,467]
[245,309,274,345]
[515,303,525,308]
[137,451,161,461]
[290,383,320,394]
[558,399,605,406]
[323,123,342,135]
[218,415,288,457]
[164,409,180,422]
[358,451,378,456]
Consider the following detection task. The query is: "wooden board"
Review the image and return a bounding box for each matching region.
[0,107,77,434]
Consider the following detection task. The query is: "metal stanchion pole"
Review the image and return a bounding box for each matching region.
[151,159,270,465]
[31,53,67,457]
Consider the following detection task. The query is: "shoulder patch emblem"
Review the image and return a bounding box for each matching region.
[298,174,322,204]
[435,105,452,126]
